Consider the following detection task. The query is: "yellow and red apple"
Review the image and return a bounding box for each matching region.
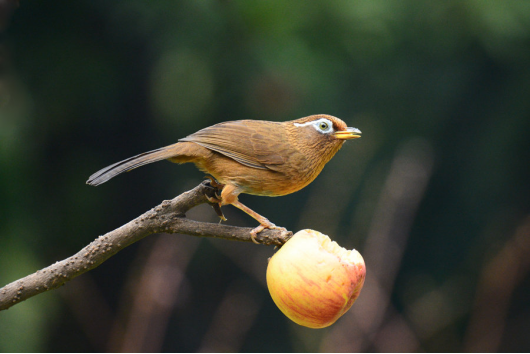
[266,229,366,328]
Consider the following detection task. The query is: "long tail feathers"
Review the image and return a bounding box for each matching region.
[86,144,179,186]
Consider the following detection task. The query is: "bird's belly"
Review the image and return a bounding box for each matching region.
[196,157,305,197]
[219,170,299,197]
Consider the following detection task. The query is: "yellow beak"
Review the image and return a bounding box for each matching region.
[334,127,362,140]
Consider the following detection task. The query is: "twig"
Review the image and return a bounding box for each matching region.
[0,181,292,311]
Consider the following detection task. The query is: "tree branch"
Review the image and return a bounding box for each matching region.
[0,181,292,311]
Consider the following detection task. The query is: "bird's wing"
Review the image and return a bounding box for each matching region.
[179,120,287,170]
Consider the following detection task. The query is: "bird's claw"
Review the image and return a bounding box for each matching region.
[203,176,226,221]
[205,195,226,221]
[212,203,227,221]
[203,176,223,201]
[204,175,224,189]
[205,193,222,204]
[250,222,287,244]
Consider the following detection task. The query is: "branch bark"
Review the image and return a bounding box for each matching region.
[0,181,292,311]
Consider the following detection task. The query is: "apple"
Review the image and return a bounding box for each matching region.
[266,229,366,328]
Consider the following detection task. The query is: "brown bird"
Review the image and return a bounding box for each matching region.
[87,114,361,242]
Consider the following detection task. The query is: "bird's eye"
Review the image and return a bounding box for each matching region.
[316,120,332,132]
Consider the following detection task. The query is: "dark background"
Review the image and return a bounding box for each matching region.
[1,0,530,352]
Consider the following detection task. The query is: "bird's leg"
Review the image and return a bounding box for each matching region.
[218,184,286,243]
[203,176,227,221]
[230,200,287,244]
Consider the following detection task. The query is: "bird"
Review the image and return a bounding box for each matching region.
[87,114,361,242]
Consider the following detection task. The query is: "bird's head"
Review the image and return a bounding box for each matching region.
[287,114,361,156]
[285,114,361,169]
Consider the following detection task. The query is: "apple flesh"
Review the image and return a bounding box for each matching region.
[266,229,366,328]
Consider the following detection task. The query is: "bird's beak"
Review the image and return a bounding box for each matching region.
[334,127,362,140]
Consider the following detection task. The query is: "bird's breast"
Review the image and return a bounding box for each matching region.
[190,134,342,197]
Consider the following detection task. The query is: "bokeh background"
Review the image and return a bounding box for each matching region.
[1,0,530,352]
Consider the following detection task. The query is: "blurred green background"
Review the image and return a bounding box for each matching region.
[1,0,530,352]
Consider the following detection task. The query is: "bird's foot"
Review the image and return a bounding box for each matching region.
[250,220,287,244]
[206,196,227,221]
[210,202,227,222]
[229,200,286,244]
[205,193,222,204]
[204,175,224,189]
[203,177,227,221]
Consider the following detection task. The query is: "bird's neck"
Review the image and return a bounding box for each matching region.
[285,127,344,182]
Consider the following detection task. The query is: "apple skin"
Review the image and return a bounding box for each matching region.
[266,229,366,328]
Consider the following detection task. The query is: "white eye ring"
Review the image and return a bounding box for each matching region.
[294,118,334,134]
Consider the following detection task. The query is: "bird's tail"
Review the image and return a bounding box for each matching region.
[86,143,182,186]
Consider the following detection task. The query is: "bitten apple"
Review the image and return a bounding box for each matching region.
[266,229,366,328]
